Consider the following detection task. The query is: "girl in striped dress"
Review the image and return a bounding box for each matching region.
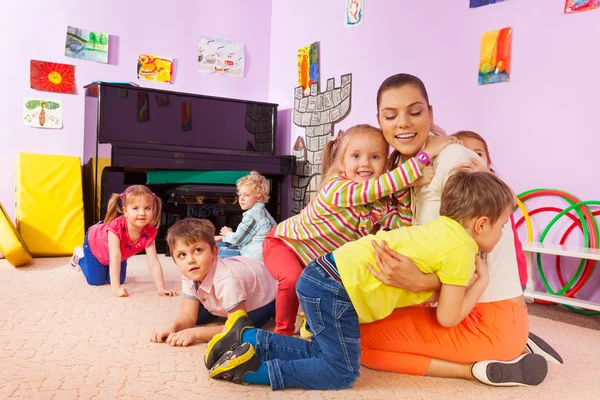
[263,124,456,335]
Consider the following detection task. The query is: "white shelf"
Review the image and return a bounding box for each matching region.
[524,290,600,312]
[522,241,600,261]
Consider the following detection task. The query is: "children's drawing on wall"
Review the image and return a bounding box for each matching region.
[23,98,63,129]
[291,74,353,214]
[65,26,109,63]
[470,0,505,8]
[345,0,364,26]
[137,54,173,84]
[197,36,245,78]
[137,92,149,122]
[565,0,600,13]
[478,27,512,85]
[297,42,319,96]
[181,100,192,132]
[156,95,170,107]
[30,60,76,94]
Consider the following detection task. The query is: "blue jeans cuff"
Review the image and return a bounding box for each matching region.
[265,360,284,391]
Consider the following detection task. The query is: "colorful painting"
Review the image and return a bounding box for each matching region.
[197,36,245,78]
[470,0,505,8]
[23,98,63,129]
[478,27,512,85]
[565,0,600,13]
[137,92,149,122]
[137,54,173,83]
[345,0,364,26]
[297,42,320,95]
[181,101,192,132]
[65,26,109,63]
[30,60,76,94]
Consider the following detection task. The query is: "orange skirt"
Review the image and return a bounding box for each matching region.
[360,299,529,376]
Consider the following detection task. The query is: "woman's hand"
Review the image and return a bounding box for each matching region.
[457,157,489,173]
[421,135,459,159]
[411,166,434,187]
[366,240,440,292]
[220,226,233,236]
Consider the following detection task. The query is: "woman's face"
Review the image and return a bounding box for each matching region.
[377,85,433,158]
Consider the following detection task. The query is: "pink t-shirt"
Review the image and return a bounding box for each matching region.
[181,256,277,317]
[87,215,158,265]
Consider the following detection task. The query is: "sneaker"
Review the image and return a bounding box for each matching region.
[471,353,548,387]
[205,310,254,370]
[70,246,84,271]
[208,342,262,384]
[526,332,563,365]
[298,312,313,339]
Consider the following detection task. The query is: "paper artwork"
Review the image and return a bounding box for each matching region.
[198,36,245,78]
[65,26,109,63]
[23,98,63,129]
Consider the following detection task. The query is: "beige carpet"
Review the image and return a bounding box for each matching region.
[1,255,599,400]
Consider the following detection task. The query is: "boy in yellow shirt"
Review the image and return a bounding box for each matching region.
[204,170,517,390]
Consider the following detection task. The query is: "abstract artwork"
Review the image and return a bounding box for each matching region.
[345,0,364,26]
[297,42,319,95]
[23,98,63,129]
[137,92,149,122]
[30,60,76,94]
[65,26,109,63]
[470,0,505,8]
[478,27,512,85]
[137,54,173,84]
[565,0,600,13]
[198,36,245,78]
[181,101,192,132]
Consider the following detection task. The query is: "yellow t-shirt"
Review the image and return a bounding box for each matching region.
[333,216,478,323]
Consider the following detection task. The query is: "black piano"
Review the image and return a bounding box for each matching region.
[83,82,295,252]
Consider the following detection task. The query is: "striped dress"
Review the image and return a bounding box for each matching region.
[275,158,421,266]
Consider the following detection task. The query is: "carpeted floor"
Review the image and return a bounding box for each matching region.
[1,255,599,400]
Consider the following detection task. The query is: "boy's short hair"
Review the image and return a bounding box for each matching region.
[236,171,271,203]
[440,170,515,224]
[166,218,216,253]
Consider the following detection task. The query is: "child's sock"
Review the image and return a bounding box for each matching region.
[241,327,258,347]
[242,361,270,385]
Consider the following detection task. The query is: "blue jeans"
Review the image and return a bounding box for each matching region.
[217,242,241,259]
[196,300,276,328]
[80,233,127,286]
[254,261,361,390]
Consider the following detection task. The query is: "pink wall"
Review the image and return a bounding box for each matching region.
[0,0,273,220]
[269,0,600,301]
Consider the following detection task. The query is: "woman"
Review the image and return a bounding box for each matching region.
[359,73,561,386]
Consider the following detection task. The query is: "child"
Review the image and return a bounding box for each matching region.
[204,170,516,390]
[263,124,455,335]
[70,185,176,297]
[150,218,277,347]
[216,171,276,261]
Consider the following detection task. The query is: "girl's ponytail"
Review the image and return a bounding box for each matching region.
[150,194,162,228]
[103,193,122,225]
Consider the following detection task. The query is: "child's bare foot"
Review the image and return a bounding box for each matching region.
[112,286,129,297]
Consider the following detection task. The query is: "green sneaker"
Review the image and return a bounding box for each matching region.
[208,342,261,384]
[204,310,254,369]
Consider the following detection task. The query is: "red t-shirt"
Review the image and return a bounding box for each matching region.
[510,214,528,288]
[87,215,158,265]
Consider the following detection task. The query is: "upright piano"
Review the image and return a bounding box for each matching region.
[83,82,295,252]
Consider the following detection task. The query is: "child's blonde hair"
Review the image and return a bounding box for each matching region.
[441,170,514,224]
[166,218,216,253]
[236,171,270,203]
[104,185,162,228]
[452,130,493,171]
[321,124,389,188]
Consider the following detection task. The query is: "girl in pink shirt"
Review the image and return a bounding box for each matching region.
[71,185,176,298]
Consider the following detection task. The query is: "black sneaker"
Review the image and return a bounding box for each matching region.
[471,354,548,387]
[204,310,254,369]
[208,342,262,384]
[526,332,563,365]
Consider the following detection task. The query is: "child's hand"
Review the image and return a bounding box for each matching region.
[475,253,489,281]
[411,166,434,187]
[150,326,175,343]
[157,288,178,297]
[457,157,489,173]
[214,235,223,242]
[166,329,197,347]
[220,226,233,236]
[112,286,129,297]
[421,135,459,158]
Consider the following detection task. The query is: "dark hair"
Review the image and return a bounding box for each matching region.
[378,74,431,170]
[167,218,216,253]
[440,170,514,225]
[451,130,494,171]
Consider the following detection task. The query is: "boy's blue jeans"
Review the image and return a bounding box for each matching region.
[217,242,241,259]
[254,261,361,390]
